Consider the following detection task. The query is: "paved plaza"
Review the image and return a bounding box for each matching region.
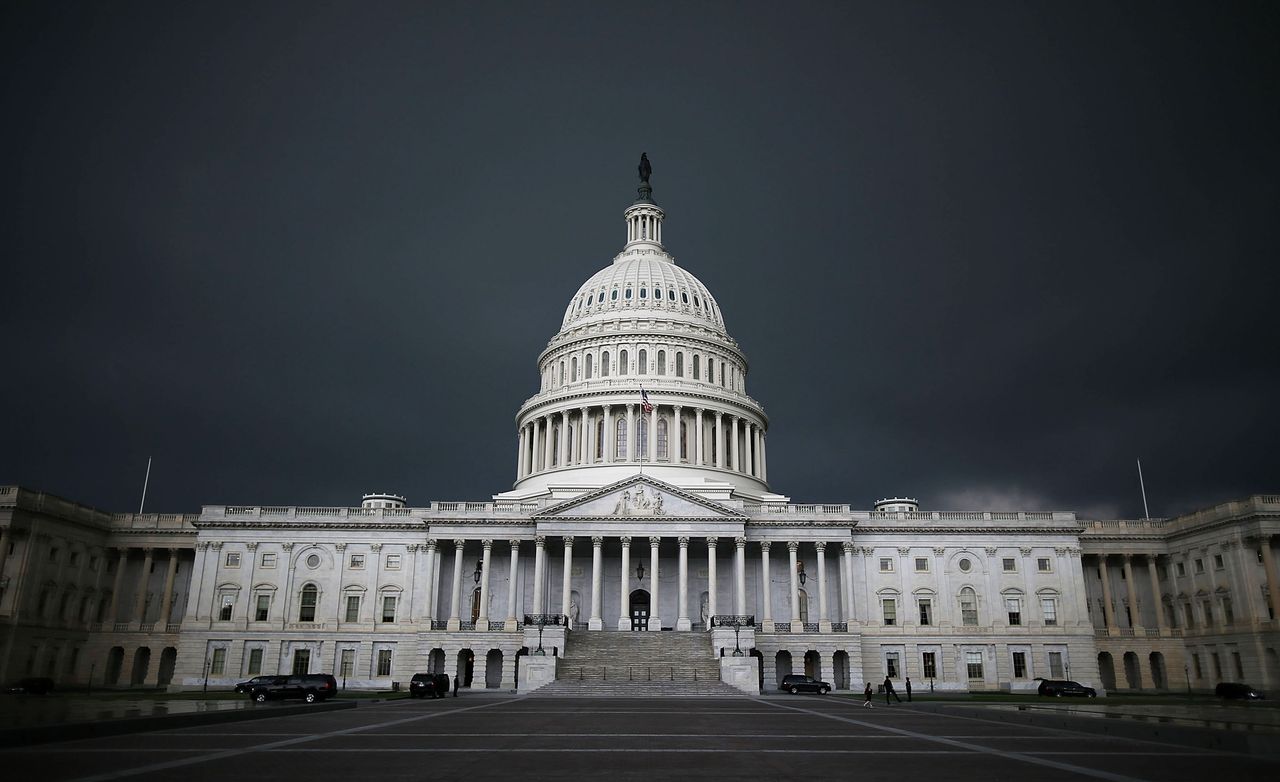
[1,695,1276,782]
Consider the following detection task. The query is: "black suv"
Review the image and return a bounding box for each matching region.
[1215,682,1264,700]
[779,674,831,694]
[234,675,284,694]
[248,674,337,703]
[1037,679,1097,697]
[410,673,450,698]
[4,677,55,695]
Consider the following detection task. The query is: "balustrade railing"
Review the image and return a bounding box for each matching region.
[431,620,449,631]
[831,622,848,632]
[561,665,719,682]
[523,614,569,627]
[772,622,791,633]
[802,622,820,633]
[457,621,475,631]
[709,615,755,628]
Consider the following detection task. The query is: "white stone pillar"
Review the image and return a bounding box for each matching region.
[1122,554,1141,629]
[759,542,773,630]
[1261,538,1280,622]
[448,540,465,631]
[677,537,691,630]
[695,408,705,466]
[516,425,526,478]
[618,536,632,630]
[589,536,604,630]
[603,405,614,464]
[477,539,494,630]
[558,410,569,468]
[579,406,590,465]
[1098,555,1117,630]
[714,412,724,468]
[157,549,180,627]
[506,539,521,630]
[734,537,747,615]
[788,541,801,625]
[648,536,661,630]
[133,547,154,623]
[422,539,437,621]
[706,537,718,624]
[648,404,657,463]
[729,415,739,471]
[561,536,574,627]
[626,404,637,462]
[816,541,830,631]
[760,432,767,481]
[532,536,546,615]
[673,405,683,462]
[842,542,856,623]
[743,423,753,476]
[532,417,543,472]
[1147,556,1167,632]
[754,428,764,478]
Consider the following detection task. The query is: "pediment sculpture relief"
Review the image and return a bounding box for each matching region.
[611,485,665,516]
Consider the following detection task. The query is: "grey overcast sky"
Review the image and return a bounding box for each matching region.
[2,2,1277,519]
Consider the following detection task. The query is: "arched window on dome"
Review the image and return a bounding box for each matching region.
[559,362,565,386]
[551,426,560,466]
[625,288,633,300]
[694,295,701,309]
[638,349,647,375]
[693,354,700,380]
[681,291,689,305]
[679,422,688,461]
[720,361,726,387]
[657,350,666,375]
[615,419,627,460]
[566,424,575,462]
[639,287,647,300]
[657,418,668,460]
[708,360,714,385]
[596,419,604,460]
[585,354,593,380]
[676,352,684,377]
[598,290,605,303]
[601,351,610,377]
[637,418,648,459]
[611,289,618,301]
[619,350,628,375]
[668,289,676,301]
[571,357,578,382]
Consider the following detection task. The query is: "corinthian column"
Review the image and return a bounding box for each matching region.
[589,536,604,630]
[695,408,705,466]
[816,541,830,631]
[734,537,747,615]
[677,537,691,630]
[561,536,574,627]
[648,536,661,630]
[476,539,493,630]
[760,542,773,631]
[618,536,632,630]
[788,541,801,625]
[706,537,718,624]
[157,549,180,627]
[532,536,546,615]
[448,540,465,631]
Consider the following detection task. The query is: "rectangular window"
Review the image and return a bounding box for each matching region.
[1037,557,1051,573]
[915,557,929,572]
[1002,558,1016,573]
[225,552,241,568]
[346,595,361,623]
[1222,597,1234,625]
[879,558,893,573]
[1047,651,1065,678]
[1184,603,1195,628]
[255,594,270,622]
[341,649,355,677]
[881,598,896,626]
[292,649,310,675]
[385,554,401,570]
[218,594,234,621]
[1006,597,1021,626]
[1202,601,1213,626]
[382,595,397,623]
[49,547,59,563]
[350,554,365,569]
[299,589,317,622]
[210,647,226,675]
[1211,652,1222,679]
[961,595,978,626]
[965,651,983,680]
[377,649,392,676]
[922,652,937,679]
[1194,559,1204,574]
[918,599,932,626]
[1213,554,1224,570]
[69,551,80,566]
[247,648,263,675]
[1192,653,1202,679]
[1012,651,1027,679]
[261,553,277,568]
[1232,651,1244,678]
[885,652,899,679]
[1041,597,1058,626]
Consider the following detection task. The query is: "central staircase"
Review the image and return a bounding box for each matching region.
[533,631,743,696]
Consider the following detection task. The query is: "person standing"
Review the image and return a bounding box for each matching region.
[453,673,460,698]
[905,676,913,702]
[862,682,874,708]
[884,675,902,705]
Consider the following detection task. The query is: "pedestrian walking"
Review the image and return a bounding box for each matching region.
[862,682,874,708]
[884,675,902,705]
[905,676,912,702]
[453,674,460,697]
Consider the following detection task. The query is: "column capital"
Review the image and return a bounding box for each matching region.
[760,541,772,553]
[815,541,827,553]
[603,404,612,413]
[481,539,493,550]
[1019,547,1032,556]
[371,542,383,552]
[245,542,258,551]
[620,535,632,546]
[535,535,546,547]
[453,539,467,549]
[140,546,155,554]
[425,539,437,552]
[333,542,347,552]
[787,541,800,553]
[509,539,521,551]
[843,541,856,554]
[677,536,690,547]
[592,536,604,547]
[649,536,661,548]
[563,536,574,546]
[706,536,718,548]
[695,407,705,414]
[280,542,293,552]
[195,542,210,551]
[210,542,223,551]
[406,543,420,552]
[735,537,747,549]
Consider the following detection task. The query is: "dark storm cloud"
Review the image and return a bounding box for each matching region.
[2,1,1276,519]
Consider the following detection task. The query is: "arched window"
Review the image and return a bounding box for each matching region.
[657,350,666,375]
[959,587,978,626]
[601,351,610,377]
[637,418,648,459]
[551,426,560,466]
[571,357,578,381]
[679,422,688,460]
[620,349,628,375]
[720,361,726,387]
[559,362,565,386]
[708,360,715,385]
[611,289,618,301]
[676,352,684,377]
[693,355,700,380]
[638,349,647,374]
[639,287,647,299]
[299,585,318,622]
[585,354,593,379]
[596,419,604,459]
[615,418,628,460]
[657,418,669,460]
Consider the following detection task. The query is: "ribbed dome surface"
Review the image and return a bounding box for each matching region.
[561,255,725,332]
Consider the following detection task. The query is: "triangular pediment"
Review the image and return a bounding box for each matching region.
[534,475,747,519]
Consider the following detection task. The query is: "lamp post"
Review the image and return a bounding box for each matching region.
[1185,664,1191,695]
[203,657,210,696]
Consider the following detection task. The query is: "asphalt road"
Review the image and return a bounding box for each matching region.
[1,694,1276,782]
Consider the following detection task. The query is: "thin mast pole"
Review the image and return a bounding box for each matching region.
[1136,458,1150,520]
[138,456,152,514]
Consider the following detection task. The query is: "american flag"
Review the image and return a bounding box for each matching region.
[640,387,654,413]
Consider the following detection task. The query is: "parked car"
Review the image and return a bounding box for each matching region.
[409,673,436,698]
[248,674,337,703]
[1037,679,1097,697]
[779,674,831,695]
[1215,682,1264,700]
[234,675,284,694]
[4,677,55,695]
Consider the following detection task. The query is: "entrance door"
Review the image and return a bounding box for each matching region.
[629,589,650,631]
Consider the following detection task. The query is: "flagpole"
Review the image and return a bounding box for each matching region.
[1136,458,1150,520]
[138,456,152,514]
[638,386,644,477]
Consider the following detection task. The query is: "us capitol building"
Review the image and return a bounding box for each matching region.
[2,161,1278,695]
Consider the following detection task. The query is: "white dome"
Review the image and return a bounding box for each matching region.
[561,254,726,332]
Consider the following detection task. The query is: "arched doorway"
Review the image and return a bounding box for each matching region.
[1149,652,1166,689]
[485,650,503,689]
[130,647,151,685]
[1098,652,1116,691]
[515,648,528,689]
[750,649,764,691]
[629,589,650,631]
[804,650,820,679]
[157,647,177,687]
[105,646,124,686]
[775,650,793,685]
[457,649,474,687]
[833,651,849,690]
[1123,651,1141,689]
[429,648,446,674]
